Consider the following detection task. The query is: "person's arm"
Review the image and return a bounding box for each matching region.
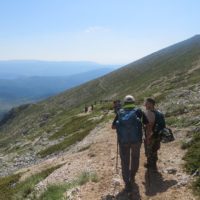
[112,114,118,129]
[141,111,153,144]
[161,112,166,129]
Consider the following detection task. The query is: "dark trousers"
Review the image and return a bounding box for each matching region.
[119,143,142,185]
[145,137,161,167]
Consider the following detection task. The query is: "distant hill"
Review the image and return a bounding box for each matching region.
[0,68,114,117]
[0,60,119,79]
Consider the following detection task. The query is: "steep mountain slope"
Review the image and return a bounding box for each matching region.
[0,35,200,180]
[1,35,200,132]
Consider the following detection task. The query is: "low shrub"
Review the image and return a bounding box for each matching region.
[0,165,61,200]
[183,133,200,196]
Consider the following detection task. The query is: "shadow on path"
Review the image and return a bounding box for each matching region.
[144,169,177,196]
[103,183,141,200]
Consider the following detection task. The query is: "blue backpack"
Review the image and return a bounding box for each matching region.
[116,108,143,144]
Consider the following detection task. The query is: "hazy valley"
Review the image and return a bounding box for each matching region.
[0,61,117,117]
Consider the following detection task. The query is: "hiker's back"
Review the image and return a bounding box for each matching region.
[116,108,143,144]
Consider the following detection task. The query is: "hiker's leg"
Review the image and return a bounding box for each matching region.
[148,138,160,169]
[119,144,131,186]
[147,141,154,167]
[130,143,142,182]
[152,139,161,167]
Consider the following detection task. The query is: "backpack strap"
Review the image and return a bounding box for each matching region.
[152,110,166,135]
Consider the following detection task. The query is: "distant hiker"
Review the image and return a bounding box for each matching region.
[84,105,88,113]
[113,100,122,114]
[144,98,166,171]
[112,95,149,192]
[91,104,94,111]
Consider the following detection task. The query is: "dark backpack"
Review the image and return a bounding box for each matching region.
[153,110,166,135]
[159,128,175,143]
[153,110,175,143]
[116,108,143,144]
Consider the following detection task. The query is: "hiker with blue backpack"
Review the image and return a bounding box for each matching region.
[143,98,166,171]
[112,95,149,192]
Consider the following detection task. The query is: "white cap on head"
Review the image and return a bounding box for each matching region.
[124,95,135,103]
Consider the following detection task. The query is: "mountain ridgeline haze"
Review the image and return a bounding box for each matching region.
[0,61,119,78]
[0,61,117,117]
[0,35,200,199]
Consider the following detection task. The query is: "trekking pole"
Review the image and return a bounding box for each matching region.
[116,138,119,174]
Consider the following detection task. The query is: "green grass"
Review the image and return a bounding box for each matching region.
[165,115,200,128]
[0,165,98,200]
[77,171,99,185]
[37,171,99,200]
[0,165,61,200]
[38,113,106,158]
[184,133,200,173]
[192,177,200,197]
[37,184,71,200]
[181,139,192,150]
[0,173,21,200]
[183,132,200,196]
[165,104,188,117]
[49,115,92,140]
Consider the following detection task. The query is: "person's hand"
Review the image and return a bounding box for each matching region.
[145,132,153,145]
[112,125,116,129]
[145,137,151,145]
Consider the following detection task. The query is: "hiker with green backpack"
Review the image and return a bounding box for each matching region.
[112,95,149,193]
[143,98,166,171]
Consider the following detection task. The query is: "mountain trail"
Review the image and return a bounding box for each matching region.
[19,121,196,200]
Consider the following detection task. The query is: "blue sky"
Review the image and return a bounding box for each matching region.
[0,0,199,64]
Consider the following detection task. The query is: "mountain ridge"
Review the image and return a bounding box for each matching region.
[0,35,200,136]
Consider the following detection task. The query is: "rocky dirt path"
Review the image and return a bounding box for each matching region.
[19,121,196,200]
[70,123,196,200]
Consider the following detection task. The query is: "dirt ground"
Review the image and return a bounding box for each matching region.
[19,121,197,200]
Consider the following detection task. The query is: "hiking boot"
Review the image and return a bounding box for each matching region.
[130,177,135,186]
[150,165,158,172]
[150,162,158,170]
[144,162,149,168]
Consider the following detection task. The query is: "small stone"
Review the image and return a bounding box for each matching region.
[111,156,115,160]
[112,177,121,187]
[88,153,96,157]
[65,187,80,200]
[163,167,177,174]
